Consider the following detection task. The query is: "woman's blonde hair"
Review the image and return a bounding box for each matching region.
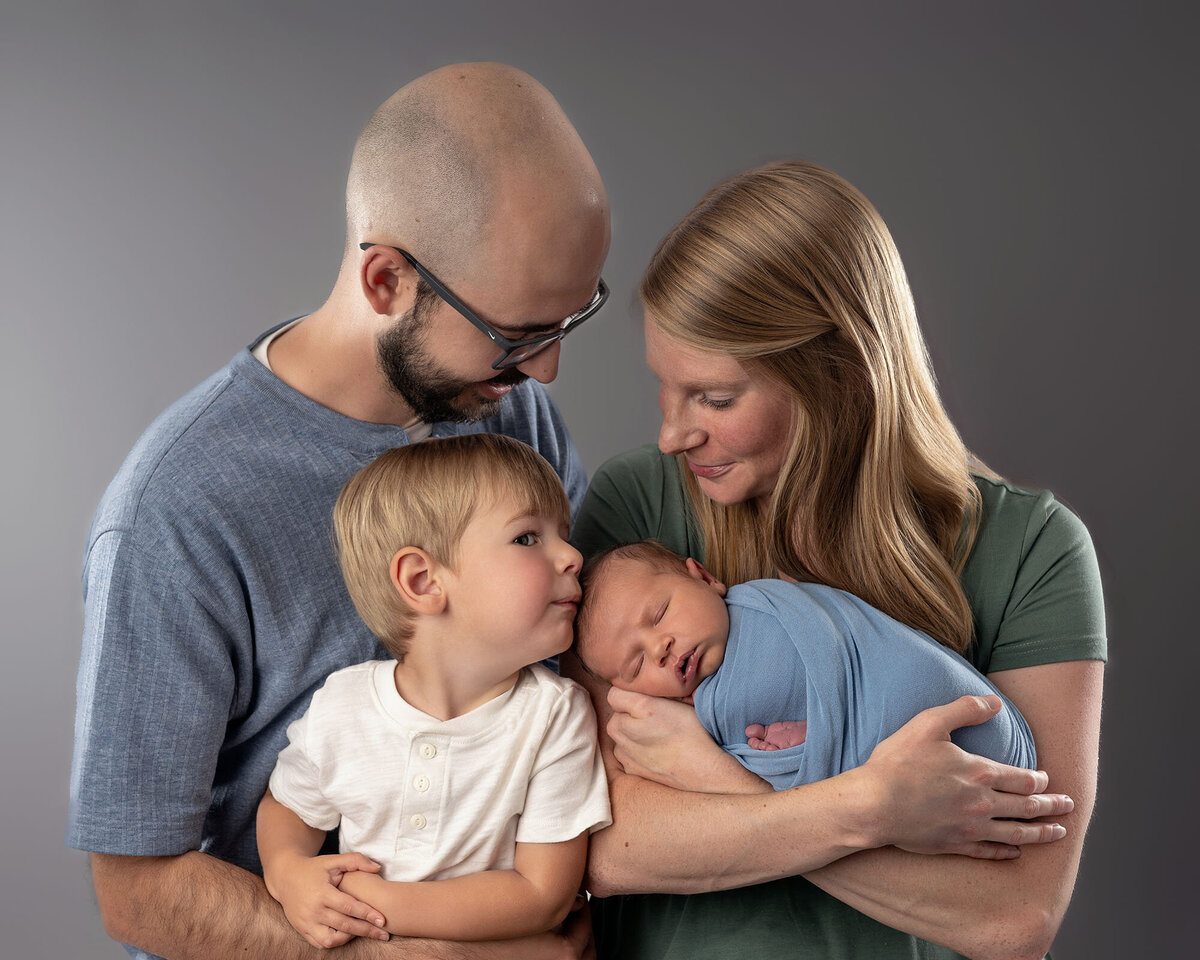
[641,160,987,652]
[333,434,571,659]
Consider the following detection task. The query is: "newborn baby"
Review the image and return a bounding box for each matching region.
[573,540,1035,789]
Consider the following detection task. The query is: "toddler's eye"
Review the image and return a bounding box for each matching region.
[513,532,538,546]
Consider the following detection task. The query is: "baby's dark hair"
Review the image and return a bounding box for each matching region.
[573,539,688,679]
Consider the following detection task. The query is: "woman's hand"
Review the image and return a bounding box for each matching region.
[606,687,770,794]
[856,694,1074,858]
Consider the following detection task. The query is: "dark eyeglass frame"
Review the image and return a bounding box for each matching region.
[359,242,608,370]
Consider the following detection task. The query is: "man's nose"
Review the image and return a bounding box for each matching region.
[515,340,561,384]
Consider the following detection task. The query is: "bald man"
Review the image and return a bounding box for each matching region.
[69,64,608,960]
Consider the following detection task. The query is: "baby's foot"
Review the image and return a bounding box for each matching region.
[746,720,807,750]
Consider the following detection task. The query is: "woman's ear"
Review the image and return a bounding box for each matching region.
[390,547,447,614]
[684,557,727,597]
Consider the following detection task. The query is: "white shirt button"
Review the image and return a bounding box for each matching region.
[419,743,437,759]
[410,813,427,829]
[413,774,430,792]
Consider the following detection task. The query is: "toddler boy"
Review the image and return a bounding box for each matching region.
[573,540,1035,790]
[257,435,610,948]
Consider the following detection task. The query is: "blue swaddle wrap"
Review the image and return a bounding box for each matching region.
[692,581,1036,790]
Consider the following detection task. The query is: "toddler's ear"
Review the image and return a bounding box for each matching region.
[390,547,447,614]
[684,557,727,596]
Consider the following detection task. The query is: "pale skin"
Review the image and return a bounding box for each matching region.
[566,659,1097,960]
[577,555,808,748]
[91,851,595,960]
[89,62,610,960]
[257,494,588,948]
[562,322,1102,960]
[259,791,587,945]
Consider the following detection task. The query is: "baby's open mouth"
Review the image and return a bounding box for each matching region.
[677,649,697,684]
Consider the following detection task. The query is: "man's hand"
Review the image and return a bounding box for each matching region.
[267,851,390,949]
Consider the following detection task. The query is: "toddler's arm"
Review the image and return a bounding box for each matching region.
[338,832,588,941]
[255,789,389,949]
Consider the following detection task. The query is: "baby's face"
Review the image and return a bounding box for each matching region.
[582,557,729,700]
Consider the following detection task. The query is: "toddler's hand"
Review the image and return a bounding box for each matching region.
[268,852,390,949]
[746,721,807,750]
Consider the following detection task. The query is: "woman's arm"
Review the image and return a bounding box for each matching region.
[803,659,1102,960]
[338,834,588,941]
[564,656,1069,898]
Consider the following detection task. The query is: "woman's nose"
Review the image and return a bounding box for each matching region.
[659,417,705,456]
[658,392,702,455]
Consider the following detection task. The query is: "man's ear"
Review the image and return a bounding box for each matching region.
[684,557,727,597]
[390,547,447,614]
[360,247,418,316]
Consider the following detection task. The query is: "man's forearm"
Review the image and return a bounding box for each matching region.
[91,852,575,960]
[94,850,341,960]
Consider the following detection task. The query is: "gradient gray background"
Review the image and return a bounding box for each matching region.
[3,2,1194,957]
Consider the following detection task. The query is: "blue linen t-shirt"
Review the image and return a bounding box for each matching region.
[68,326,586,892]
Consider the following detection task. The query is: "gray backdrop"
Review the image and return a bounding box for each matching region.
[3,2,1194,957]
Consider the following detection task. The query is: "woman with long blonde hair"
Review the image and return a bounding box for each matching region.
[568,161,1105,959]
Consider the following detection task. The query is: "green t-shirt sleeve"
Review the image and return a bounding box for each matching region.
[573,457,1107,674]
[973,482,1108,673]
[571,444,700,560]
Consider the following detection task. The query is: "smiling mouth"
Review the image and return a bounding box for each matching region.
[687,461,733,480]
[476,369,528,400]
[477,381,515,400]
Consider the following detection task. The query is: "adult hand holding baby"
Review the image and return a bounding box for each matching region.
[851,694,1073,860]
[606,687,770,794]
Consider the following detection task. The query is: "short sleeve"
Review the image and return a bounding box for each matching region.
[988,497,1108,671]
[267,706,341,832]
[572,445,698,559]
[68,531,238,855]
[515,684,611,843]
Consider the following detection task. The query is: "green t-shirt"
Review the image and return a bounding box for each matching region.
[571,444,1106,960]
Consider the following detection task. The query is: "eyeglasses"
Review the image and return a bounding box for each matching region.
[359,243,608,370]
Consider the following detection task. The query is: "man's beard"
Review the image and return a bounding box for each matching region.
[376,284,526,424]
